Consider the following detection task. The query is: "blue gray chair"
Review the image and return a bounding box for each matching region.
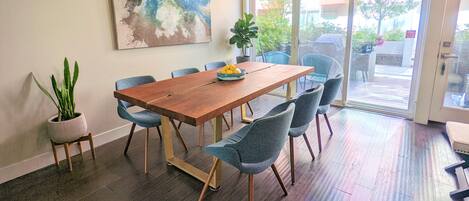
[262,51,291,64]
[316,74,343,152]
[203,62,255,126]
[171,67,231,146]
[301,54,334,89]
[262,85,324,185]
[115,75,188,174]
[198,103,296,201]
[204,61,227,71]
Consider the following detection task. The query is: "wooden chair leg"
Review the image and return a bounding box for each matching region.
[88,133,96,160]
[302,133,315,160]
[177,121,183,129]
[271,164,288,196]
[316,114,322,153]
[124,123,136,155]
[198,158,220,201]
[64,143,72,172]
[230,110,234,127]
[222,116,230,130]
[289,136,295,185]
[170,119,189,152]
[77,141,83,156]
[50,140,59,167]
[249,174,254,201]
[247,102,254,115]
[144,128,149,174]
[323,114,333,136]
[156,126,162,139]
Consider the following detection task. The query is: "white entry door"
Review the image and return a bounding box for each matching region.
[429,0,469,122]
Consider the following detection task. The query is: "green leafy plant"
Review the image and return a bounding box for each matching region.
[383,29,404,41]
[32,58,79,122]
[229,13,259,57]
[256,0,291,54]
[352,27,378,51]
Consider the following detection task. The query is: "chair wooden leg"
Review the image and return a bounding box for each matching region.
[249,174,254,201]
[198,158,220,201]
[303,134,315,160]
[323,114,333,136]
[88,133,96,160]
[51,140,59,167]
[198,124,205,147]
[177,121,183,129]
[77,141,83,156]
[64,143,72,172]
[156,126,162,139]
[170,119,189,152]
[271,164,288,196]
[144,128,149,174]
[222,116,230,130]
[230,109,234,127]
[247,102,254,115]
[124,123,136,155]
[316,114,322,153]
[289,136,295,185]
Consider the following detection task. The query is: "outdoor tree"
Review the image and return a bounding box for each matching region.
[256,0,291,54]
[358,0,419,35]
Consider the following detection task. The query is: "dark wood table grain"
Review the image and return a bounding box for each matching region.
[114,62,313,188]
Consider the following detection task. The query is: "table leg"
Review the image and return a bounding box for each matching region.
[161,115,222,189]
[211,116,223,188]
[241,104,253,123]
[287,80,297,100]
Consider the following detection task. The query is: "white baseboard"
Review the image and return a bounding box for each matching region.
[0,123,142,184]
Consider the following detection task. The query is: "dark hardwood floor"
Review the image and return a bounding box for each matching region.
[0,94,460,201]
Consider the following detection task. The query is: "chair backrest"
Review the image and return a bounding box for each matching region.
[115,75,156,108]
[301,53,333,76]
[262,51,291,65]
[291,85,324,128]
[320,74,344,106]
[205,61,227,71]
[171,67,200,78]
[227,103,295,164]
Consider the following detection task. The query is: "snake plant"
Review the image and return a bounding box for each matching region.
[32,58,79,121]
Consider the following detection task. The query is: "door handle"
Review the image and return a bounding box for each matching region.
[440,53,459,59]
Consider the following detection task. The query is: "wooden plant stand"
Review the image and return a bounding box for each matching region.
[50,133,96,172]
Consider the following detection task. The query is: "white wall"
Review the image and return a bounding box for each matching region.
[0,0,241,180]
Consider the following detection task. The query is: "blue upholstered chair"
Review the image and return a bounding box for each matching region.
[204,61,226,71]
[316,74,343,152]
[301,54,334,89]
[203,62,255,126]
[171,67,230,146]
[198,103,296,201]
[262,85,324,185]
[262,51,291,65]
[115,75,188,174]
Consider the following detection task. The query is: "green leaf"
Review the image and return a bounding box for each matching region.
[72,61,79,87]
[63,58,71,90]
[31,73,60,110]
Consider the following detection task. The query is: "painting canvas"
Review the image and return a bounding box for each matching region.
[112,0,211,49]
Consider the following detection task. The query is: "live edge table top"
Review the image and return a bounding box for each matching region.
[114,62,314,126]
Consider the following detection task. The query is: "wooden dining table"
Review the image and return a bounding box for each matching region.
[114,62,313,189]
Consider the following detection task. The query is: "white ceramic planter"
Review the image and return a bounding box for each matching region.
[47,113,87,144]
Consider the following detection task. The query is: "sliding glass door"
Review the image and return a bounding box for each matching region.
[248,0,425,116]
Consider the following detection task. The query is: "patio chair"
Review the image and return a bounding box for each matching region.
[115,75,188,174]
[171,68,231,146]
[198,103,296,201]
[316,74,343,152]
[262,51,291,65]
[301,54,334,89]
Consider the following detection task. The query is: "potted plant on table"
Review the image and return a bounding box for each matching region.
[32,58,87,144]
[229,13,259,63]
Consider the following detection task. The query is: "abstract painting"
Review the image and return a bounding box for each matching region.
[112,0,211,49]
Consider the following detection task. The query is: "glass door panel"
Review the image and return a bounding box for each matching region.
[348,0,422,111]
[298,0,349,97]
